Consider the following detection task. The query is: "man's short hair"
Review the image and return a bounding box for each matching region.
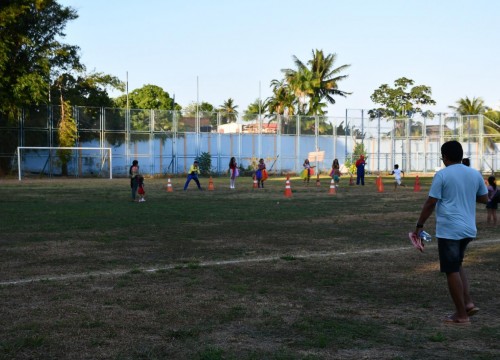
[441,140,463,162]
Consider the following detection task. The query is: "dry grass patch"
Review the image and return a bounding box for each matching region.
[0,177,499,359]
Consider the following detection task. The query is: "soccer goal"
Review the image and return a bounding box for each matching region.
[16,147,113,180]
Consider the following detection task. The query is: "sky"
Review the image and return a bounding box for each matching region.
[58,0,500,118]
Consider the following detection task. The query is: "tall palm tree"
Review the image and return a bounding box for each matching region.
[282,66,317,114]
[309,49,351,107]
[267,79,295,116]
[449,96,486,115]
[449,97,499,151]
[266,79,296,133]
[242,98,268,121]
[281,49,351,116]
[219,98,239,124]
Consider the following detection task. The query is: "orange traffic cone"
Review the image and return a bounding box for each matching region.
[413,176,421,192]
[316,174,321,187]
[253,175,258,189]
[377,176,384,193]
[208,176,215,191]
[166,178,173,192]
[349,175,354,186]
[284,175,292,198]
[328,179,336,195]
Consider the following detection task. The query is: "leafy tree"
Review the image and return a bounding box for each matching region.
[113,84,178,132]
[183,101,215,116]
[114,84,175,110]
[218,98,239,124]
[344,142,368,174]
[183,101,217,126]
[369,77,436,119]
[0,0,81,119]
[56,99,77,176]
[50,72,124,107]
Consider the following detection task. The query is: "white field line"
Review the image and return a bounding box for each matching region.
[1,238,499,287]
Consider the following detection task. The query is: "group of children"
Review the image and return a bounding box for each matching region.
[128,157,499,225]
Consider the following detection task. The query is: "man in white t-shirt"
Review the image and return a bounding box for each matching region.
[413,141,488,325]
[390,164,405,190]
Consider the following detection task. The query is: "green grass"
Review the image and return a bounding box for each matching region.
[0,175,499,359]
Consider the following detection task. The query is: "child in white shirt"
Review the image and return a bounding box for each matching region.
[390,164,406,190]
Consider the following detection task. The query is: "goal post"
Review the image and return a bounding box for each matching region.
[17,147,113,180]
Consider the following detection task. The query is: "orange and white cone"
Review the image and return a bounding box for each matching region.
[284,175,292,198]
[316,174,321,187]
[253,175,258,189]
[413,176,421,192]
[328,179,336,195]
[166,178,173,192]
[208,176,215,191]
[349,175,354,186]
[377,176,384,193]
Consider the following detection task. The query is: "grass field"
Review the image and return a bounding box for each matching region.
[0,175,499,360]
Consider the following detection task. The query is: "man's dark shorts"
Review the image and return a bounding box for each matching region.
[438,238,472,273]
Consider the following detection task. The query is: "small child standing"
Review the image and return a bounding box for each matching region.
[302,159,315,185]
[390,164,406,190]
[229,157,238,189]
[486,176,498,226]
[137,176,146,202]
[256,158,267,188]
[330,158,340,188]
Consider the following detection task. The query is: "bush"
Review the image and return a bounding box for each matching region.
[196,152,212,176]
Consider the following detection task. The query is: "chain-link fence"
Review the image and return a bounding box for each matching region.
[1,106,499,177]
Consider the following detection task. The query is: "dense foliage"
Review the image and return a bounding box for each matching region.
[0,0,81,118]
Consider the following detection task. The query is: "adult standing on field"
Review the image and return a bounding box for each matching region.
[412,140,488,325]
[355,154,366,186]
[129,160,140,201]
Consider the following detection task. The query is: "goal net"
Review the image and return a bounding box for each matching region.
[16,147,112,180]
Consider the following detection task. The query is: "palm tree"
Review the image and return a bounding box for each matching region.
[282,49,351,116]
[449,97,499,151]
[219,98,239,124]
[242,99,268,121]
[309,50,351,108]
[282,65,317,114]
[266,79,296,133]
[267,79,295,116]
[449,96,486,115]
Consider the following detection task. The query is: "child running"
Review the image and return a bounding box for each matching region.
[390,164,406,190]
